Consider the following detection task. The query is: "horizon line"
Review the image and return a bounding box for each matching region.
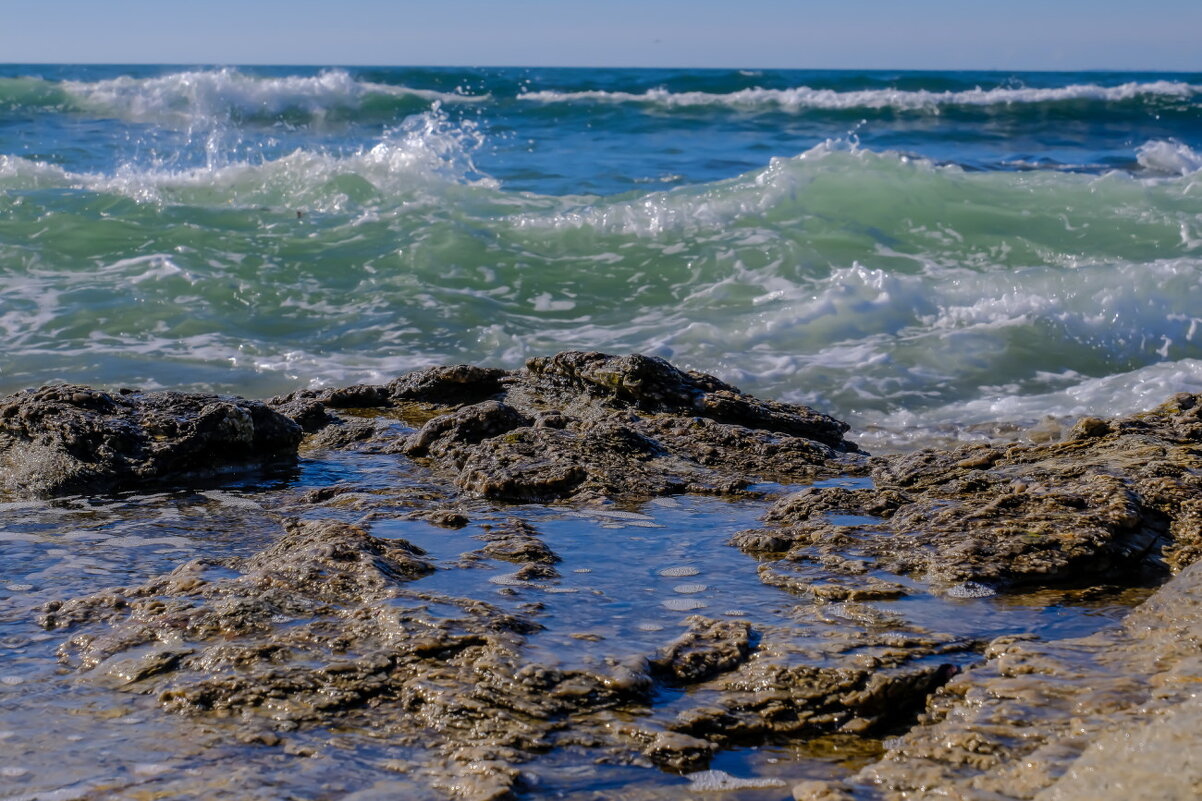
[3,62,1200,75]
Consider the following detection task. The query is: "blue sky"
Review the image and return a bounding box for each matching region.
[5,0,1200,71]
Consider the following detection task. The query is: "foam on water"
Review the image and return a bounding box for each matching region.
[519,80,1201,112]
[1137,139,1202,175]
[685,769,788,791]
[2,65,1201,450]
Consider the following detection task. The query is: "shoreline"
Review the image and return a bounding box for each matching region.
[2,351,1199,799]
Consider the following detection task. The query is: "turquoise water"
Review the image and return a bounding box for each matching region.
[1,66,1201,446]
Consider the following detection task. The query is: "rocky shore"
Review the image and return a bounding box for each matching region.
[3,352,1200,800]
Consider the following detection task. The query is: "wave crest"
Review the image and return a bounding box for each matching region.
[1137,140,1202,175]
[54,68,486,125]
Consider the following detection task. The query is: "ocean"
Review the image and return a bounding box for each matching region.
[2,65,1200,799]
[2,65,1201,448]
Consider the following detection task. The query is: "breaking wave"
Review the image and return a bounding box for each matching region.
[0,107,495,209]
[0,69,486,125]
[2,136,1201,448]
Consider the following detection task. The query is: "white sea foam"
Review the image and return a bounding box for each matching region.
[1137,140,1202,175]
[685,770,787,791]
[519,81,1199,112]
[662,598,707,611]
[658,566,700,577]
[946,581,997,599]
[5,137,1201,454]
[514,138,1199,238]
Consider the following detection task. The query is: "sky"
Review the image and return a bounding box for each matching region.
[3,0,1201,71]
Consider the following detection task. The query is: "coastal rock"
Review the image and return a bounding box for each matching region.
[817,557,1202,800]
[649,617,753,683]
[0,385,302,496]
[38,518,651,797]
[739,394,1202,593]
[388,364,509,405]
[516,351,852,448]
[473,518,560,565]
[298,351,863,502]
[40,511,965,799]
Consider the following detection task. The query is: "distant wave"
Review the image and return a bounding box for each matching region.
[4,135,1198,217]
[0,69,487,124]
[518,81,1200,111]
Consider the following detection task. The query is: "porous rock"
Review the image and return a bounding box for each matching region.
[40,515,965,798]
[739,393,1202,592]
[301,351,863,503]
[825,557,1202,800]
[0,385,302,496]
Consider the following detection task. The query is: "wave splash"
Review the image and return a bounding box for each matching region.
[1137,139,1202,175]
[0,106,496,210]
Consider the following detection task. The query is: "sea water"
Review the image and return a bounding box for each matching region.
[1,65,1200,449]
[0,66,1198,798]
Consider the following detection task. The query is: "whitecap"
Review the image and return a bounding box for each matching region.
[519,81,1198,112]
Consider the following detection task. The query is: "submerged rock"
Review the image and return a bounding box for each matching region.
[739,393,1202,594]
[41,510,961,798]
[0,385,302,496]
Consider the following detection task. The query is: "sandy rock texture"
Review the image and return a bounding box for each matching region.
[40,516,963,799]
[17,356,1202,800]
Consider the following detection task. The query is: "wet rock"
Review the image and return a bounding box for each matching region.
[39,504,975,799]
[743,396,1202,594]
[792,780,854,801]
[270,384,391,412]
[757,563,908,602]
[317,384,392,408]
[387,365,509,405]
[669,656,957,745]
[415,509,470,529]
[297,351,861,503]
[839,558,1202,800]
[0,385,302,496]
[475,519,559,565]
[518,351,854,449]
[649,617,753,683]
[404,401,530,458]
[40,517,671,797]
[642,730,718,771]
[306,417,384,449]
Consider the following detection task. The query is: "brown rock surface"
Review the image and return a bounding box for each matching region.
[270,350,863,503]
